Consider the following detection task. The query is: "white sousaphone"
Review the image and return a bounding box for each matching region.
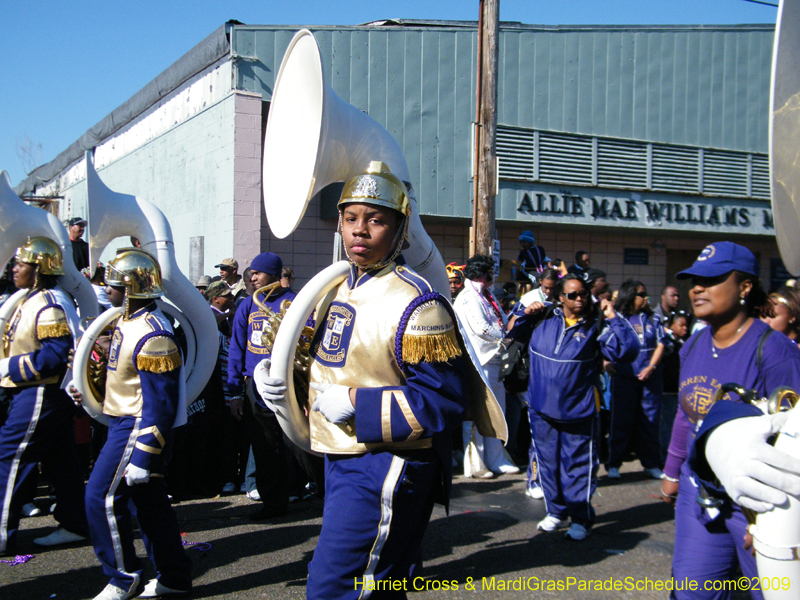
[71,152,218,422]
[262,29,506,454]
[753,0,800,594]
[0,170,100,409]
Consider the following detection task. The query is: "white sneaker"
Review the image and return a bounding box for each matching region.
[644,467,666,480]
[525,486,544,500]
[221,482,236,493]
[537,515,568,532]
[607,467,621,479]
[495,464,521,475]
[246,490,261,501]
[139,578,190,598]
[22,502,41,517]
[33,526,87,546]
[471,469,495,479]
[565,523,589,541]
[92,583,140,600]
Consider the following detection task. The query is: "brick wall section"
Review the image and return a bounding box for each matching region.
[232,91,264,268]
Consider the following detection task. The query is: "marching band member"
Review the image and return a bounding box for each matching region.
[77,248,191,600]
[0,237,88,554]
[227,251,296,518]
[255,161,475,599]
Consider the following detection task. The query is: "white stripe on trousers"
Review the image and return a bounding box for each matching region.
[104,417,142,593]
[358,456,405,600]
[0,387,44,553]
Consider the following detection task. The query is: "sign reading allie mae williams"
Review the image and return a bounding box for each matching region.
[504,183,774,236]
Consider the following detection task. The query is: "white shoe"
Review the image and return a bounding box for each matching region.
[525,486,544,500]
[565,523,589,541]
[471,469,495,479]
[246,490,261,501]
[92,583,140,600]
[139,579,190,598]
[607,467,621,479]
[495,464,521,475]
[537,515,568,532]
[33,526,87,546]
[22,502,41,517]
[221,482,236,493]
[644,467,665,480]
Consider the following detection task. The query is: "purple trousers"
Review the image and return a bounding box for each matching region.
[671,469,762,600]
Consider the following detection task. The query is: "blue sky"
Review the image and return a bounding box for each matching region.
[0,0,778,187]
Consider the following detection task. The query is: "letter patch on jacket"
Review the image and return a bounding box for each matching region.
[313,302,355,368]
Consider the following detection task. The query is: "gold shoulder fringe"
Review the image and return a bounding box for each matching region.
[37,322,71,339]
[137,350,182,374]
[402,331,461,365]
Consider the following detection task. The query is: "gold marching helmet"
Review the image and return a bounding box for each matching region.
[338,161,411,269]
[15,237,64,276]
[105,248,164,299]
[338,160,411,217]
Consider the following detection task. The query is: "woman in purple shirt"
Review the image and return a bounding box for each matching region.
[663,242,800,600]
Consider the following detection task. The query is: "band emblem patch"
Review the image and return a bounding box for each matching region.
[314,302,355,368]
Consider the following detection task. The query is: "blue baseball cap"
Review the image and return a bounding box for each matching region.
[676,242,759,280]
[519,231,535,244]
[250,252,282,276]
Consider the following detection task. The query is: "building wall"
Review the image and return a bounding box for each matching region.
[232,92,264,268]
[233,24,774,223]
[42,92,238,276]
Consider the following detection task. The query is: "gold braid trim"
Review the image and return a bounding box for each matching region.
[36,322,71,339]
[402,331,461,365]
[136,349,182,373]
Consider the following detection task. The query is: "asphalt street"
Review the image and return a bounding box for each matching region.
[1,460,708,600]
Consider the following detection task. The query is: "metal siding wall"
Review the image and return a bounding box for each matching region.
[232,25,773,221]
[402,31,424,206]
[516,33,535,126]
[367,31,388,126]
[437,32,457,216]
[453,31,476,214]
[591,31,609,135]
[419,31,440,214]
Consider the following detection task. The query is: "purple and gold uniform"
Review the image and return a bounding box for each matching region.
[306,260,471,599]
[0,289,87,553]
[85,304,191,594]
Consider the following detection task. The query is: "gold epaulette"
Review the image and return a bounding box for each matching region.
[36,306,70,340]
[401,299,461,365]
[136,335,182,373]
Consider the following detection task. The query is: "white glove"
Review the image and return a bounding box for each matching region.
[0,358,9,379]
[310,383,355,424]
[124,464,150,486]
[706,412,800,512]
[253,359,286,412]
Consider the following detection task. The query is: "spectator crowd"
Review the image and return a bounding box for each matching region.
[3,218,800,600]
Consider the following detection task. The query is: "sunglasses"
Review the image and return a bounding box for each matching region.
[563,290,589,300]
[636,292,648,298]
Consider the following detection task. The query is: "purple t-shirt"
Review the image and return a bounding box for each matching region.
[663,319,800,479]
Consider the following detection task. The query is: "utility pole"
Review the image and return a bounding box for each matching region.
[471,0,499,257]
